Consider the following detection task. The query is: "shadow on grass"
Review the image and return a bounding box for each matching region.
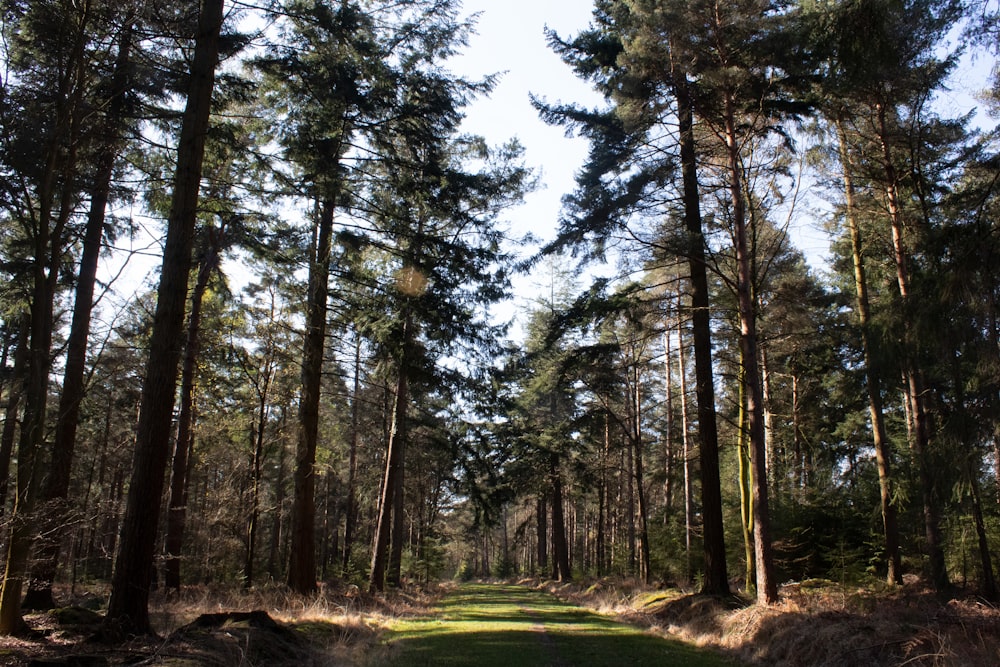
[375,584,735,666]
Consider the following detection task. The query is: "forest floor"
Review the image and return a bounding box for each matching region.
[0,576,997,665]
[367,582,729,666]
[541,575,1000,666]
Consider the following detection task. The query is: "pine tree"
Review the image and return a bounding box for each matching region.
[102,0,225,637]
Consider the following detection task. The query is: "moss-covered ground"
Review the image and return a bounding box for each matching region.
[374,582,735,666]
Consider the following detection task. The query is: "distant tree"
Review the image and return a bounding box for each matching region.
[538,0,734,596]
[254,0,397,594]
[364,70,531,590]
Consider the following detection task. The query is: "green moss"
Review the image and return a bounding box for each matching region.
[374,583,736,667]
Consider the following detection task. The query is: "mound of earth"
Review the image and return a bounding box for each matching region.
[139,610,311,666]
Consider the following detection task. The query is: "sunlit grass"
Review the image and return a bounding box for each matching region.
[373,583,735,666]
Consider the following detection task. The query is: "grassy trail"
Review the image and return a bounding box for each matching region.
[372,583,735,666]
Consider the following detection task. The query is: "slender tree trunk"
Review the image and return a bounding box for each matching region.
[677,316,694,582]
[836,117,902,585]
[597,414,608,575]
[23,24,135,612]
[536,494,548,576]
[875,102,947,592]
[549,455,571,582]
[663,330,674,518]
[342,335,362,578]
[736,354,755,594]
[727,93,777,605]
[969,470,997,598]
[245,383,269,588]
[625,426,636,574]
[387,372,408,587]
[102,0,223,637]
[630,367,650,583]
[0,315,29,514]
[164,233,221,591]
[760,345,775,495]
[268,425,288,580]
[672,67,729,596]
[995,437,1000,506]
[287,197,336,595]
[369,367,408,592]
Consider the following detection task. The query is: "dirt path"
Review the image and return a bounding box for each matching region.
[372,583,735,666]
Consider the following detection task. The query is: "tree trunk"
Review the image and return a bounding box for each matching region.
[23,24,135,612]
[727,93,777,605]
[387,378,408,588]
[662,330,675,519]
[672,67,729,596]
[342,335,362,577]
[287,196,336,595]
[536,494,548,576]
[102,0,223,637]
[625,424,636,575]
[267,424,288,580]
[760,345,775,496]
[875,101,948,592]
[836,117,902,585]
[549,455,571,581]
[370,369,409,592]
[0,314,29,514]
[164,231,222,592]
[736,352,755,594]
[630,367,650,584]
[677,315,694,582]
[969,469,997,599]
[245,377,270,588]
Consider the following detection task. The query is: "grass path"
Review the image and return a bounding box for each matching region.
[372,583,735,666]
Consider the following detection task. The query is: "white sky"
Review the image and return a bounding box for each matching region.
[450,0,602,246]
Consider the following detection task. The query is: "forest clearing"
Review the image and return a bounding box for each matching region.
[2,0,1000,665]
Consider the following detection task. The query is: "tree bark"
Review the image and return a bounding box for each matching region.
[672,67,729,596]
[662,330,675,519]
[736,353,755,594]
[245,358,272,589]
[370,368,409,591]
[0,314,29,515]
[875,101,948,592]
[726,92,777,605]
[836,117,902,585]
[536,494,548,575]
[629,365,650,583]
[0,0,89,630]
[387,370,409,588]
[23,22,136,612]
[675,312,694,582]
[102,0,223,637]
[164,229,222,592]
[287,197,336,595]
[342,334,362,577]
[549,454,571,581]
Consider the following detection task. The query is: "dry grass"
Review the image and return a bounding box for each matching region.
[0,581,441,666]
[534,576,1000,667]
[3,578,997,666]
